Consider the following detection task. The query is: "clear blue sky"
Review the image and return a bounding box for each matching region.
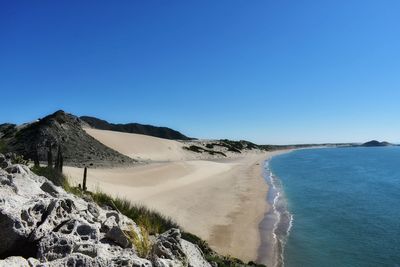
[1,1,400,144]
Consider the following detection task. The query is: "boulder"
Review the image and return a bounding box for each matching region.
[106,226,131,248]
[0,257,40,267]
[181,240,211,267]
[39,181,62,197]
[152,229,185,260]
[152,229,211,267]
[0,256,29,267]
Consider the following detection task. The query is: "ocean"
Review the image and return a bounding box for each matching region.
[267,147,400,267]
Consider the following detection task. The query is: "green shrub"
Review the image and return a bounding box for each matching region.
[183,145,227,157]
[227,146,242,153]
[183,145,204,153]
[124,225,151,258]
[218,139,260,152]
[205,144,214,149]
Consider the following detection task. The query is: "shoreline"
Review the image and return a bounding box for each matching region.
[257,161,278,266]
[260,160,292,267]
[258,147,331,266]
[256,149,293,267]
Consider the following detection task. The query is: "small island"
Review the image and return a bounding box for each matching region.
[361,140,392,147]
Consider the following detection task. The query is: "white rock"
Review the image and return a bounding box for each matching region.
[0,165,212,267]
[181,239,211,267]
[0,256,29,267]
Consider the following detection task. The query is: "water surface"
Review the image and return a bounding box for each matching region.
[269,147,400,267]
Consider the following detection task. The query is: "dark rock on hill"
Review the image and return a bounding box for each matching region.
[0,110,134,167]
[361,140,392,147]
[80,116,192,140]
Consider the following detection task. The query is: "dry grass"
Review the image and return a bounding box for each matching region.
[124,225,151,258]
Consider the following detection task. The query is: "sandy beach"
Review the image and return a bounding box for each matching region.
[64,129,289,263]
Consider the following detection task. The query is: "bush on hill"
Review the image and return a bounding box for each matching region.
[183,145,227,157]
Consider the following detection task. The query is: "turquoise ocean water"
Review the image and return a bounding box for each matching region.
[267,147,400,267]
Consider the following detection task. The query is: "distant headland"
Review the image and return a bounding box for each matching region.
[361,140,393,147]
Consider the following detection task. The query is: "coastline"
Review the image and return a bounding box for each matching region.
[207,151,274,262]
[257,146,400,266]
[258,147,330,267]
[257,149,293,267]
[63,150,289,264]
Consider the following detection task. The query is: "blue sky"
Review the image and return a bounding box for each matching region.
[1,1,400,144]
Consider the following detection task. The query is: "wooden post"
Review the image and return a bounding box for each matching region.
[83,167,87,191]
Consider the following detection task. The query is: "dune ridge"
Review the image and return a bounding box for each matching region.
[84,128,187,161]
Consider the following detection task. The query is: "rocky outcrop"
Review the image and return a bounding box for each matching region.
[0,110,134,167]
[0,157,211,267]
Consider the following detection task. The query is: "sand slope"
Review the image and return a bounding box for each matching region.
[84,128,187,161]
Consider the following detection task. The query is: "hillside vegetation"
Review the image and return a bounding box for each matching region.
[81,116,192,140]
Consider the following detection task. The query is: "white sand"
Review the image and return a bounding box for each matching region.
[84,128,188,161]
[65,128,290,263]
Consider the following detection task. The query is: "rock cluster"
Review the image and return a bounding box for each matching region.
[0,155,211,267]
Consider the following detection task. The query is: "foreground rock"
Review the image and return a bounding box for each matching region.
[0,160,211,267]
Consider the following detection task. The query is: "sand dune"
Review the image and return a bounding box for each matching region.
[84,128,188,161]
